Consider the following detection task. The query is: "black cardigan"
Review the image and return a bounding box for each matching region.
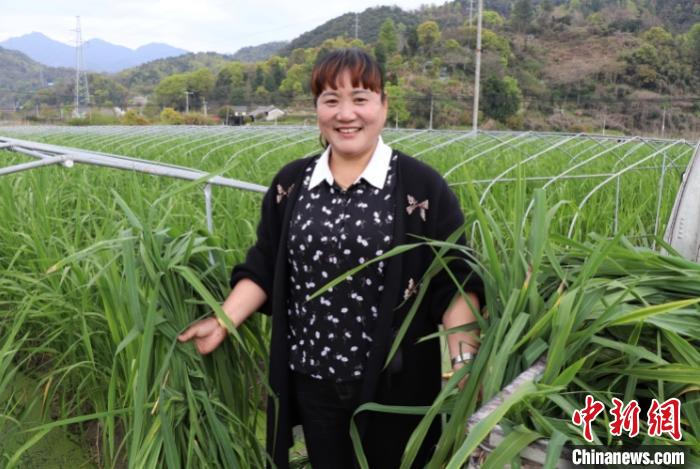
[230,150,484,468]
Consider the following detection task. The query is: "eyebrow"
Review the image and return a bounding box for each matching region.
[319,89,372,97]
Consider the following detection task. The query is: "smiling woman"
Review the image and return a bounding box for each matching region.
[312,52,388,189]
[178,48,484,469]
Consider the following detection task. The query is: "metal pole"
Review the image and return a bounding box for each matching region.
[204,183,215,265]
[204,183,214,234]
[0,136,268,192]
[429,95,434,130]
[661,108,666,138]
[652,151,668,248]
[602,114,606,136]
[0,156,64,176]
[614,175,621,234]
[472,0,483,134]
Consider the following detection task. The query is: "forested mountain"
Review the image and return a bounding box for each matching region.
[232,42,288,62]
[116,52,235,95]
[7,0,700,136]
[281,6,420,54]
[0,47,73,107]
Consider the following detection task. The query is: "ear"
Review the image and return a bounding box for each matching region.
[382,94,389,121]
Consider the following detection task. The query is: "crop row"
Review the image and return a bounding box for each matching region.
[0,127,697,467]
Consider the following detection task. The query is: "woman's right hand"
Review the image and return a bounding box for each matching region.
[177,317,228,354]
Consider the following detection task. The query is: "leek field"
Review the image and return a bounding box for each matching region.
[1,126,699,468]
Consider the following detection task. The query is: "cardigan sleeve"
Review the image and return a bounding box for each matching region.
[428,181,485,324]
[229,174,281,316]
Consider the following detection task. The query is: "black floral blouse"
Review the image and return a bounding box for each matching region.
[286,153,398,382]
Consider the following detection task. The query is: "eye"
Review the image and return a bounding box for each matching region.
[354,97,368,104]
[322,98,338,106]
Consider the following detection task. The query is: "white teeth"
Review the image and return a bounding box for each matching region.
[338,128,359,133]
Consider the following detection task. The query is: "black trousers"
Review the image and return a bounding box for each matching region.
[291,371,363,469]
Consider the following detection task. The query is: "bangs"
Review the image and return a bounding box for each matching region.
[311,49,384,104]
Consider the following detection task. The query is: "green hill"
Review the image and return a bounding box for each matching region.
[281,6,420,54]
[116,52,236,95]
[0,47,72,108]
[5,0,700,136]
[232,41,288,62]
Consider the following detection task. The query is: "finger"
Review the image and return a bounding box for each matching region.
[178,327,196,342]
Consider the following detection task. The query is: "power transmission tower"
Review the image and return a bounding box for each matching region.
[72,16,90,118]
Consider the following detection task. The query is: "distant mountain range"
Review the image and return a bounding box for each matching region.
[0,32,189,73]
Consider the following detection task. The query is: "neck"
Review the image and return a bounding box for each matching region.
[328,141,378,187]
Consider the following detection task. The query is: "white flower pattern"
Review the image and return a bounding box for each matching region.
[286,153,398,381]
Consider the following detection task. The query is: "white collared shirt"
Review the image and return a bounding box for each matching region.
[308,136,393,190]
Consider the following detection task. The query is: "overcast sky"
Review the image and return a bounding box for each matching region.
[0,0,438,54]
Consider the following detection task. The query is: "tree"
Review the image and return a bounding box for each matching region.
[481,30,512,67]
[481,75,522,123]
[378,18,398,56]
[541,0,554,15]
[213,62,245,103]
[482,10,505,28]
[88,74,128,107]
[405,25,419,56]
[121,109,150,125]
[686,22,700,71]
[511,0,534,33]
[581,0,604,14]
[188,69,215,95]
[288,48,307,67]
[154,69,215,110]
[278,64,306,97]
[417,21,441,52]
[374,42,388,73]
[386,83,410,127]
[264,56,287,92]
[538,0,554,26]
[154,73,189,109]
[160,107,184,124]
[643,27,673,48]
[252,66,265,90]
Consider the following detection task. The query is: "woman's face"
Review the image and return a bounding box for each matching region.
[316,70,388,162]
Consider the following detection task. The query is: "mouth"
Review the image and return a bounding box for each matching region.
[335,127,362,134]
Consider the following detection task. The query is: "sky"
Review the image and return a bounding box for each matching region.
[0,0,439,54]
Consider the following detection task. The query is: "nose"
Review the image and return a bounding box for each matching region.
[336,101,356,121]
